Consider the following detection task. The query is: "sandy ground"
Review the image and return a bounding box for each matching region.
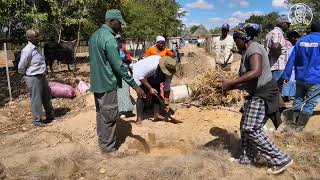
[0,44,320,180]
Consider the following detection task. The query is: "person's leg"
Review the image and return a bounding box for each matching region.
[272,70,284,91]
[25,76,44,126]
[296,84,320,131]
[136,97,144,124]
[42,77,54,121]
[293,82,306,112]
[241,97,291,174]
[301,84,320,116]
[94,90,118,152]
[240,111,255,164]
[153,103,165,120]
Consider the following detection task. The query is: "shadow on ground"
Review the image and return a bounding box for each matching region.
[204,127,241,158]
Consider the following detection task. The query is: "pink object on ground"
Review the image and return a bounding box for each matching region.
[49,82,75,98]
[160,83,164,98]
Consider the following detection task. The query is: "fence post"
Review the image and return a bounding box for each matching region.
[3,43,13,102]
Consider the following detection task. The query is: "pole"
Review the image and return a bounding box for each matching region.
[4,43,13,102]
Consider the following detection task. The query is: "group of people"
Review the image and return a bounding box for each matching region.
[89,10,177,154]
[18,8,320,176]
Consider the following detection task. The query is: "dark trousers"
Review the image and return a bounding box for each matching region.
[94,90,118,151]
[25,75,54,123]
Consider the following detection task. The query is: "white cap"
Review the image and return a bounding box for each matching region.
[156,36,165,42]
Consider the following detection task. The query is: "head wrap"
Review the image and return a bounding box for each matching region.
[156,36,165,42]
[222,23,230,31]
[233,23,262,41]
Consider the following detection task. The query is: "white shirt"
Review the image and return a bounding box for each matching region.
[132,55,172,91]
[213,34,235,64]
[18,42,46,75]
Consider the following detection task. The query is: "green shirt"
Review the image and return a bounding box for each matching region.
[89,25,137,93]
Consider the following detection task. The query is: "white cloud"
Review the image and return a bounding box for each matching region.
[228,0,250,8]
[272,0,288,8]
[186,0,214,9]
[239,0,250,7]
[179,7,190,16]
[190,22,200,26]
[226,11,262,27]
[209,17,224,23]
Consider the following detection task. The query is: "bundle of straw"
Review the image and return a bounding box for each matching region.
[190,70,244,107]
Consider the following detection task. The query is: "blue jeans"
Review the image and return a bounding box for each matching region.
[293,83,320,115]
[272,70,284,91]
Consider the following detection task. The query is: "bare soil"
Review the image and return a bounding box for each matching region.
[0,44,319,180]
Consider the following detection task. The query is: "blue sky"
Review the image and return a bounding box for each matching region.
[177,0,289,29]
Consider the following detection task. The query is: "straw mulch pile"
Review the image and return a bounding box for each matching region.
[190,70,245,107]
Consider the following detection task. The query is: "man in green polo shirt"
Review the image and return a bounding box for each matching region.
[89,9,145,154]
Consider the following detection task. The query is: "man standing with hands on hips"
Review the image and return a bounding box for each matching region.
[89,9,146,155]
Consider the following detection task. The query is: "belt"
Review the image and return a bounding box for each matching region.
[26,74,45,77]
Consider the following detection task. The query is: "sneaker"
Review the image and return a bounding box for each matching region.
[267,158,293,175]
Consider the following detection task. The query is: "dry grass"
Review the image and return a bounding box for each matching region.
[190,71,244,107]
[0,70,90,135]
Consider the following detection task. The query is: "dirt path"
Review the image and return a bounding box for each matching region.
[0,45,319,179]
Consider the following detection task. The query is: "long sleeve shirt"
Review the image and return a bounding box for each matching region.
[282,32,320,85]
[89,25,137,93]
[18,42,46,75]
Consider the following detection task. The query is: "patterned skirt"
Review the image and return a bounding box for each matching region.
[117,80,133,113]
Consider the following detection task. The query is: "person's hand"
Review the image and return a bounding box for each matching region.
[283,80,289,85]
[231,47,238,54]
[220,80,234,90]
[134,86,146,98]
[148,88,158,95]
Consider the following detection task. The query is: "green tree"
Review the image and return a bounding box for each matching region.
[209,27,221,34]
[244,12,279,42]
[190,25,200,34]
[0,0,47,42]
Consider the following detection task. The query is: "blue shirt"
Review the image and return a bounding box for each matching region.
[18,42,47,75]
[282,32,320,85]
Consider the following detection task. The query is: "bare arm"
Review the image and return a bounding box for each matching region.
[270,42,282,58]
[222,54,262,89]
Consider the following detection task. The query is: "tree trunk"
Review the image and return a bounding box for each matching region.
[134,38,140,58]
[58,28,62,43]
